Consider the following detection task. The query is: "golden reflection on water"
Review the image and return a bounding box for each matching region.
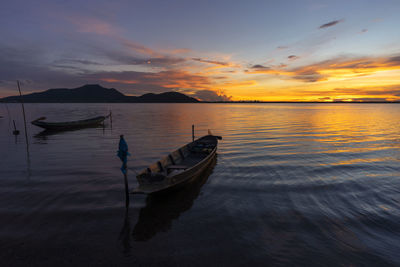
[1,103,400,266]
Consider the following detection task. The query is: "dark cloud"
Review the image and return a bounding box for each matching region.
[192,58,230,66]
[85,43,187,68]
[102,48,186,67]
[131,57,186,66]
[387,56,400,64]
[192,90,232,102]
[53,59,104,65]
[293,75,324,82]
[0,44,213,97]
[288,55,299,61]
[223,70,237,73]
[51,64,89,72]
[319,19,343,29]
[0,45,90,95]
[251,64,269,69]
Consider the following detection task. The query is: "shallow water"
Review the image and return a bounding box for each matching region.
[1,103,400,266]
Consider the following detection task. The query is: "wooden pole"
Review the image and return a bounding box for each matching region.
[192,124,195,142]
[17,81,29,146]
[17,81,31,177]
[119,135,129,207]
[110,110,113,129]
[12,120,20,135]
[124,171,129,207]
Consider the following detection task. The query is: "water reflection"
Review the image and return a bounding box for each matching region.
[118,208,132,256]
[2,103,400,265]
[119,156,217,250]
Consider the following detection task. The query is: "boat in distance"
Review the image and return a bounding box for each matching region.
[132,134,222,195]
[31,113,110,130]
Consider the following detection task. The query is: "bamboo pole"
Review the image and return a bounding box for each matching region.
[110,110,113,129]
[17,81,31,177]
[124,171,129,207]
[12,120,20,135]
[17,81,29,147]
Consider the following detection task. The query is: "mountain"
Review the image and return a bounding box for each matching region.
[136,92,199,103]
[0,84,199,103]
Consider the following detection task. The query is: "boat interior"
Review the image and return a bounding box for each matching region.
[137,135,218,184]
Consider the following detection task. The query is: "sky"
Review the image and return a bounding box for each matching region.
[1,0,400,101]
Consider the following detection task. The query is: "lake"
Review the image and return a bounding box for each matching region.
[1,103,400,266]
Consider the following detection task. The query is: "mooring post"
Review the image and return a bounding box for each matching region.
[17,81,29,147]
[118,134,130,207]
[192,124,195,142]
[124,172,129,207]
[12,120,19,135]
[110,110,113,129]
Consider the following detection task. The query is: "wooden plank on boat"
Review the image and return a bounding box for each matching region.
[167,165,188,170]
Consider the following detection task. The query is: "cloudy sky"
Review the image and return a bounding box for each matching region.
[1,0,400,101]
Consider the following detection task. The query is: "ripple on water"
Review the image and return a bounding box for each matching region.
[1,103,400,265]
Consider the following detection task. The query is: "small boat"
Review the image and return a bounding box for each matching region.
[31,113,110,130]
[132,134,222,194]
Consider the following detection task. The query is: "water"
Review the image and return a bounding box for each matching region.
[1,103,400,266]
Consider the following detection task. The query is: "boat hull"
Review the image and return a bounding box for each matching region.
[132,135,220,194]
[149,148,217,195]
[31,116,106,130]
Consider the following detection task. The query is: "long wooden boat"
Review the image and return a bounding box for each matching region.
[31,113,109,130]
[132,134,222,194]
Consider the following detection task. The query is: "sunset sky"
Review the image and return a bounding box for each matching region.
[1,0,400,101]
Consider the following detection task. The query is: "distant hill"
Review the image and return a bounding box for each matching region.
[0,84,199,103]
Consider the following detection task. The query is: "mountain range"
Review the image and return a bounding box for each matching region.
[0,84,199,103]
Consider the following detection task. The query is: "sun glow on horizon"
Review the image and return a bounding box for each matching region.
[1,1,400,102]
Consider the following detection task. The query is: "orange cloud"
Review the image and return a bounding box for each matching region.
[162,48,192,54]
[247,82,400,102]
[99,70,213,91]
[247,55,400,83]
[101,78,140,84]
[121,39,162,57]
[297,84,400,98]
[220,80,257,88]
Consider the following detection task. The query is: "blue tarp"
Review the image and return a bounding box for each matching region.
[117,136,130,174]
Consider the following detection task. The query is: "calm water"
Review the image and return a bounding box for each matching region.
[1,103,400,266]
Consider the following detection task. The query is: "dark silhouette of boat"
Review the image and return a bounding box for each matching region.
[132,134,221,194]
[31,113,110,130]
[130,156,217,242]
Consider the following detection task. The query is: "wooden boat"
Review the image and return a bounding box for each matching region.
[31,113,110,130]
[132,134,222,194]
